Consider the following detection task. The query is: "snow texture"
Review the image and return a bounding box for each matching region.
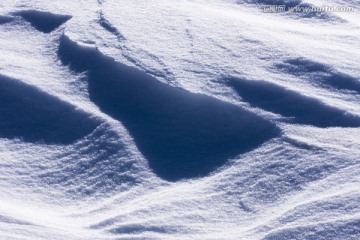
[0,0,359,239]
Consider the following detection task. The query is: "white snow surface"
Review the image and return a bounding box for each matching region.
[0,0,360,239]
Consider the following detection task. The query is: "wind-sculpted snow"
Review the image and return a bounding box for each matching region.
[34,124,147,196]
[0,214,34,226]
[228,77,360,127]
[58,35,280,181]
[0,0,360,239]
[98,12,125,40]
[276,58,360,94]
[0,74,100,144]
[14,10,71,33]
[264,218,360,240]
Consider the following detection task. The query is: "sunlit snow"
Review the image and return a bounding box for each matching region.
[0,0,359,239]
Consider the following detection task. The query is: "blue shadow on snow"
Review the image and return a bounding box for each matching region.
[0,74,100,144]
[276,58,360,94]
[58,35,280,181]
[14,10,71,33]
[228,77,360,128]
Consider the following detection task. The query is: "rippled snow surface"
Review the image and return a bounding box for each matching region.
[0,0,359,239]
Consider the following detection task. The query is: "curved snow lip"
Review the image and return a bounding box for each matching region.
[0,74,101,144]
[13,10,72,33]
[227,77,360,128]
[58,34,280,182]
[98,12,125,40]
[275,58,360,94]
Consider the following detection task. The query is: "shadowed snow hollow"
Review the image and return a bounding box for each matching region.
[58,35,280,181]
[0,74,100,144]
[14,10,71,33]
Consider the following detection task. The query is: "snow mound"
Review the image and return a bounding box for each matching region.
[58,35,280,181]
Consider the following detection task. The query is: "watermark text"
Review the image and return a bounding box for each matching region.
[262,5,355,13]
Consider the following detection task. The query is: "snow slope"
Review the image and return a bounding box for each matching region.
[0,0,359,239]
